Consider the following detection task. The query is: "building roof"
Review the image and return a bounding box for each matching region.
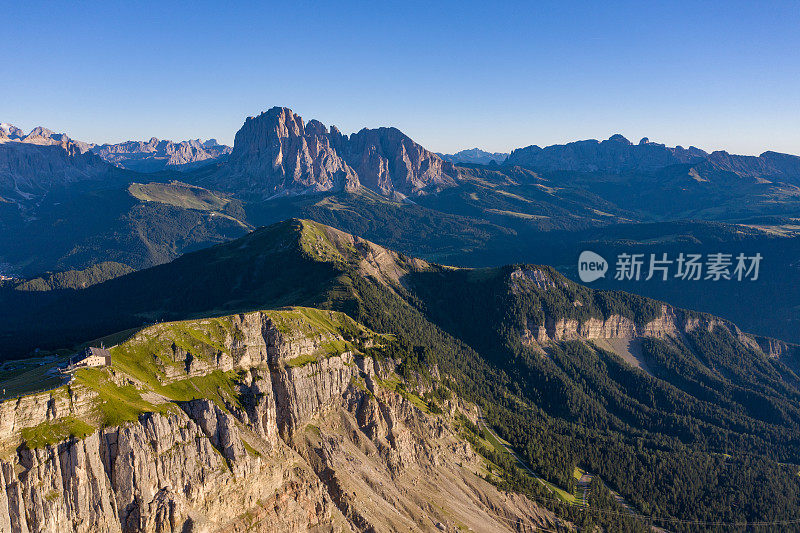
[84,347,111,358]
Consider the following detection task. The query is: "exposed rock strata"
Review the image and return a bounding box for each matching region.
[526,303,768,356]
[0,310,558,532]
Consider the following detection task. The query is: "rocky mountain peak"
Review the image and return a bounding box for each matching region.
[26,126,56,139]
[0,123,24,139]
[342,126,457,195]
[219,107,358,198]
[204,106,457,198]
[607,133,632,145]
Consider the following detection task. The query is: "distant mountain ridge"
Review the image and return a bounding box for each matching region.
[91,137,232,172]
[0,122,94,154]
[1,122,232,174]
[0,124,121,201]
[506,134,709,172]
[200,107,458,199]
[505,133,800,183]
[439,148,508,165]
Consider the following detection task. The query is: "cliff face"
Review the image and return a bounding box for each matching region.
[0,138,118,202]
[522,299,785,368]
[0,309,559,532]
[337,127,457,197]
[1,394,338,533]
[202,107,457,199]
[214,108,359,199]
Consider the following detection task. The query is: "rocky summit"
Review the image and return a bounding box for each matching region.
[201,107,458,199]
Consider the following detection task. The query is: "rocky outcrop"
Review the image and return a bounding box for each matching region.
[0,308,560,532]
[201,107,457,199]
[753,335,799,361]
[91,138,232,173]
[0,385,97,451]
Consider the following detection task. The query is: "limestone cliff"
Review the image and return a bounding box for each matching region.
[0,308,561,532]
[511,267,785,362]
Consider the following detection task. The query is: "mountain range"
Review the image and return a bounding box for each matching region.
[507,133,800,182]
[1,122,232,180]
[2,106,800,347]
[90,137,231,172]
[3,104,800,529]
[2,219,800,531]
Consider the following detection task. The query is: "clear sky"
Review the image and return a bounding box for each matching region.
[3,1,799,155]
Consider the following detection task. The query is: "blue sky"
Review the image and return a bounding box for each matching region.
[3,1,799,155]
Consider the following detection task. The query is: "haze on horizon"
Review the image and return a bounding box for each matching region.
[3,1,799,156]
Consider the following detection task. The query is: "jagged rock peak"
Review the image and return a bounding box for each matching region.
[0,123,24,139]
[206,106,457,198]
[222,107,359,198]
